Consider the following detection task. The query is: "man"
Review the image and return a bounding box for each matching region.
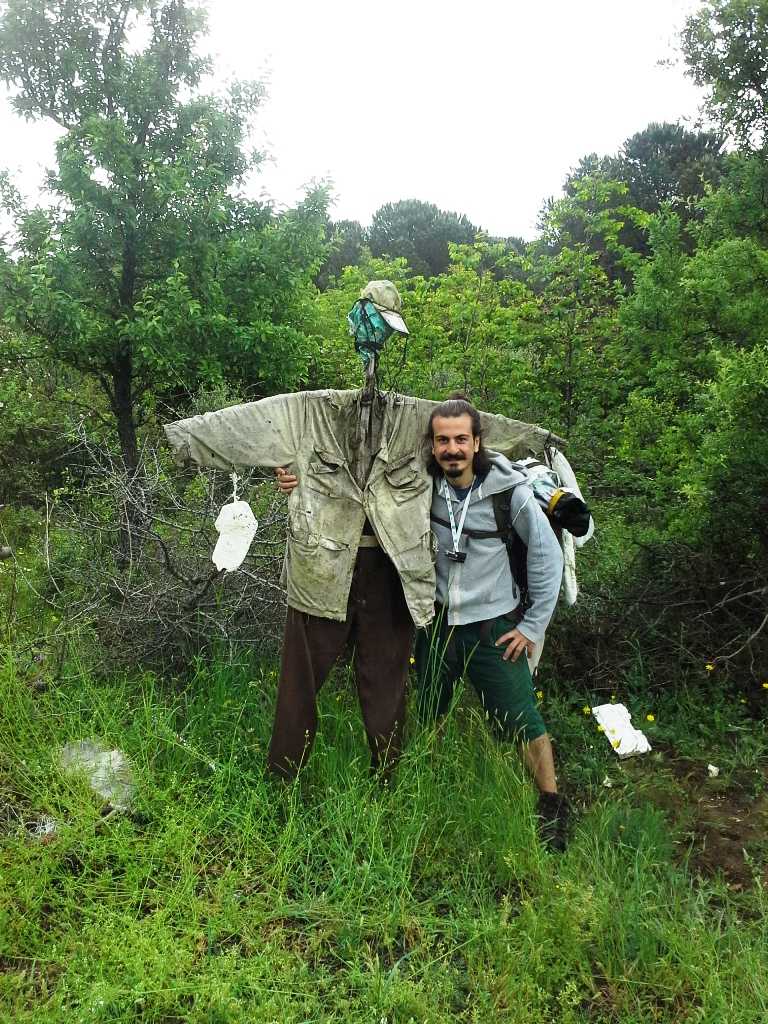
[167,283,557,781]
[417,394,570,851]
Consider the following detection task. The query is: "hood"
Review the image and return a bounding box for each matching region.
[474,451,530,500]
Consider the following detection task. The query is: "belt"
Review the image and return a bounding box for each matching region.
[433,602,520,640]
[358,535,380,548]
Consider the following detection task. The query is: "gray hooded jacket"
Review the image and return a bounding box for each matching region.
[432,453,564,642]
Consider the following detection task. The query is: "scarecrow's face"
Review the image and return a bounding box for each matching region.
[348,300,394,365]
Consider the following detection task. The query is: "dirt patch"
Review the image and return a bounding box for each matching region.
[688,790,768,889]
[626,746,768,888]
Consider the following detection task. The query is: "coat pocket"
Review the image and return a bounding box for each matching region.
[384,454,429,504]
[307,448,346,497]
[287,510,318,548]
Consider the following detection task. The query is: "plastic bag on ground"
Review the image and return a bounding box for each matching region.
[591,703,651,759]
[59,739,136,811]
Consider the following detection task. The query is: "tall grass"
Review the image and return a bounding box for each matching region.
[1,650,766,1023]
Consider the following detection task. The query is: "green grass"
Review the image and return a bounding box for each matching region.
[1,650,767,1023]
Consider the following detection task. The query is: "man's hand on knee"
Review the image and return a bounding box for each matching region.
[275,467,298,494]
[495,627,535,662]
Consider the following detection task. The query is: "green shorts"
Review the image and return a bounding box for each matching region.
[415,610,547,743]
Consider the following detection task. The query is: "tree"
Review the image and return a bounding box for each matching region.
[0,326,98,506]
[314,218,366,290]
[399,242,528,410]
[550,123,725,278]
[695,153,768,245]
[0,0,327,476]
[368,199,478,277]
[537,173,648,286]
[619,122,724,212]
[682,0,768,149]
[514,244,621,479]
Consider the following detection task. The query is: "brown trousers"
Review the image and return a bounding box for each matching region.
[267,547,414,778]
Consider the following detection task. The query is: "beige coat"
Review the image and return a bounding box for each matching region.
[164,389,556,627]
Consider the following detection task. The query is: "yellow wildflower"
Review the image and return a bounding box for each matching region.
[612,740,620,749]
[409,656,415,665]
[597,725,604,733]
[646,714,655,722]
[705,663,715,672]
[582,705,591,715]
[762,682,768,690]
[536,690,544,700]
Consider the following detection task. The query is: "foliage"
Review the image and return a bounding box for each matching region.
[545,123,725,281]
[695,151,768,246]
[514,244,621,454]
[674,344,768,557]
[0,651,766,1022]
[0,0,327,470]
[368,198,478,277]
[682,0,768,149]
[395,242,529,411]
[315,218,367,290]
[0,329,104,507]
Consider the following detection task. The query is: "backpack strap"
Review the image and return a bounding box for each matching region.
[492,489,530,611]
[491,488,511,535]
[428,512,505,540]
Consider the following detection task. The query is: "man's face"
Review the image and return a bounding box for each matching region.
[431,413,480,482]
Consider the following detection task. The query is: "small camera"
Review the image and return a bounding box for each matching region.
[445,549,467,563]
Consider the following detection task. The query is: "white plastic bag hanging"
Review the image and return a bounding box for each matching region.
[212,473,258,572]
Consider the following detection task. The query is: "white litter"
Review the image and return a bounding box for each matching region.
[212,499,258,571]
[27,815,58,840]
[707,764,720,778]
[591,703,651,759]
[59,739,136,811]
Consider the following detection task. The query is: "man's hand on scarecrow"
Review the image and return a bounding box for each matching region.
[275,467,298,494]
[495,627,535,662]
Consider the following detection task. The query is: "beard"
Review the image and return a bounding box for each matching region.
[440,459,465,479]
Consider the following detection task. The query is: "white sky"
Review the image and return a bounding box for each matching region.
[0,0,707,239]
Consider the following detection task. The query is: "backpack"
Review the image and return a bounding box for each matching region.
[492,459,591,609]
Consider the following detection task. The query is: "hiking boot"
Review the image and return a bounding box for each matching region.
[536,791,571,852]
